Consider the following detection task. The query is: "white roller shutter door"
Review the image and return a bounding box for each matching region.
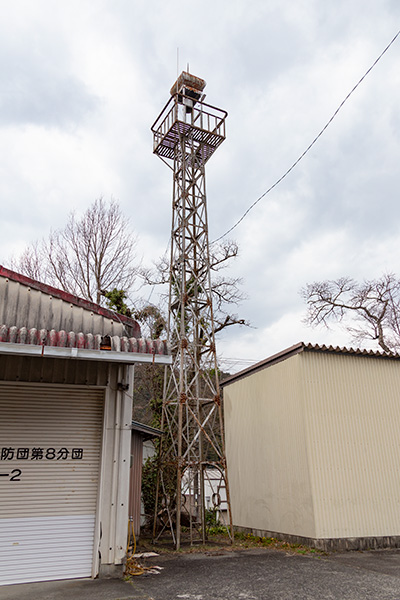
[0,384,104,585]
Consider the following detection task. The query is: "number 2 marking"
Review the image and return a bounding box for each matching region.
[10,469,21,481]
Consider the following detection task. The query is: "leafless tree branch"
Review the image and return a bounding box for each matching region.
[9,198,139,306]
[301,273,400,353]
[139,239,248,337]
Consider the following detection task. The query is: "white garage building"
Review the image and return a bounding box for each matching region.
[0,265,171,585]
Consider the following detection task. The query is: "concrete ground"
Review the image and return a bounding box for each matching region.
[1,547,400,600]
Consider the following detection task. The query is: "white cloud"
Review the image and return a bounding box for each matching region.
[1,0,400,371]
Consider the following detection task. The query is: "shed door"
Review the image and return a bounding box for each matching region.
[0,384,104,586]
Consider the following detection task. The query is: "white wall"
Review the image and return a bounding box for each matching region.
[98,364,133,568]
[302,352,400,539]
[224,353,315,539]
[225,350,400,541]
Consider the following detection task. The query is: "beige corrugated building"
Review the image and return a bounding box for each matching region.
[222,342,400,550]
[0,265,171,586]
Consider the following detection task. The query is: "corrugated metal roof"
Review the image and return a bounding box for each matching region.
[303,342,400,357]
[131,420,163,440]
[0,265,141,338]
[0,324,171,365]
[0,267,172,365]
[0,324,167,353]
[221,342,400,386]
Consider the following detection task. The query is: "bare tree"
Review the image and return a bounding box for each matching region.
[140,238,248,336]
[301,273,400,353]
[10,198,138,305]
[11,241,45,282]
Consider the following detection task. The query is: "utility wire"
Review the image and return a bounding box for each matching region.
[213,29,400,243]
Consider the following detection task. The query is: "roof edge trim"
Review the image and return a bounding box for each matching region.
[131,420,163,439]
[0,342,172,364]
[221,342,305,386]
[221,341,398,387]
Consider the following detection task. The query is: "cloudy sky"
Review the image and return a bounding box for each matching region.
[1,1,400,371]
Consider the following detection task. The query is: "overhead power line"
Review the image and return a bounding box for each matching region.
[213,28,400,243]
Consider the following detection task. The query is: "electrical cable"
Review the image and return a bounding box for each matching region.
[125,518,163,577]
[125,518,145,576]
[212,28,400,244]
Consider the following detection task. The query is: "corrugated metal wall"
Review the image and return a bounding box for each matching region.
[224,353,316,539]
[129,433,144,536]
[225,349,400,542]
[302,351,400,539]
[98,364,133,567]
[0,354,108,386]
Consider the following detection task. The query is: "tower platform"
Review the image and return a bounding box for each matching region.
[151,93,227,162]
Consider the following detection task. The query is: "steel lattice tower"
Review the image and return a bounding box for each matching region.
[151,72,233,548]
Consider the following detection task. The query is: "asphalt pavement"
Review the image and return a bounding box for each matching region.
[1,547,400,600]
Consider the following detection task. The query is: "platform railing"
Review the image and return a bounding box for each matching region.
[152,93,227,158]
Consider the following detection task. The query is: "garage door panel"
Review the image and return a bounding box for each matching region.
[0,385,103,585]
[0,515,96,585]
